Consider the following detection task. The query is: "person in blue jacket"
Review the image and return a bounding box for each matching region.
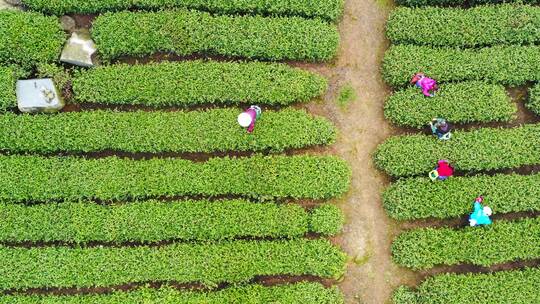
[468,196,492,227]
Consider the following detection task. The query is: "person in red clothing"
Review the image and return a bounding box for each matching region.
[429,160,454,181]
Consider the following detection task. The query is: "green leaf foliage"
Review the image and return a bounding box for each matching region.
[0,11,64,68]
[0,239,347,289]
[72,61,327,107]
[0,109,336,153]
[387,5,540,47]
[384,173,540,220]
[0,154,351,202]
[392,217,540,269]
[393,268,540,304]
[0,282,344,304]
[0,67,16,111]
[374,124,540,177]
[527,83,540,115]
[91,10,340,62]
[384,82,515,128]
[0,200,343,243]
[395,0,540,8]
[309,204,345,236]
[382,44,540,87]
[21,0,344,22]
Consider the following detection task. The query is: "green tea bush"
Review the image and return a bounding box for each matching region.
[392,217,540,269]
[527,83,540,115]
[0,200,343,243]
[0,68,16,111]
[387,5,540,47]
[374,124,540,177]
[384,173,540,220]
[72,61,327,106]
[91,10,339,62]
[393,268,540,304]
[384,82,515,128]
[0,282,344,304]
[396,0,540,8]
[22,0,344,22]
[0,239,347,289]
[309,204,345,236]
[0,11,64,68]
[0,154,351,202]
[395,0,465,6]
[382,44,540,87]
[0,109,335,153]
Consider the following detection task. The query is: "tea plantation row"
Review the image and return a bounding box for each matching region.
[387,5,540,47]
[384,82,514,128]
[92,10,339,61]
[393,268,540,304]
[0,11,64,68]
[375,124,540,177]
[392,217,540,269]
[21,0,344,22]
[72,61,327,107]
[0,10,339,67]
[396,0,534,7]
[0,200,343,243]
[0,109,335,153]
[0,154,351,202]
[0,283,343,304]
[384,173,540,220]
[0,239,346,290]
[383,44,540,86]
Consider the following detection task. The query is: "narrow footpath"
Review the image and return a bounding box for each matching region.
[300,0,418,302]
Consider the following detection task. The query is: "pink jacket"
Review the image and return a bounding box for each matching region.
[245,108,257,133]
[417,77,437,97]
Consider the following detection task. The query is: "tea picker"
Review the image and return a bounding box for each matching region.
[429,159,454,181]
[238,105,262,133]
[468,196,492,227]
[429,118,452,140]
[410,73,438,97]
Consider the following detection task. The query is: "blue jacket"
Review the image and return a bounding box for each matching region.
[469,202,492,226]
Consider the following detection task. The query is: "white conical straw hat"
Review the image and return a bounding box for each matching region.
[238,112,252,127]
[483,206,492,216]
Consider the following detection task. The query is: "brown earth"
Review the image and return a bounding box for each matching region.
[293,0,421,302]
[303,2,539,303]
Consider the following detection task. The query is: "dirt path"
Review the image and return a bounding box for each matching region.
[298,0,419,302]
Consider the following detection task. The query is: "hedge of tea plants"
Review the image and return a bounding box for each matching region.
[0,154,351,202]
[382,44,540,87]
[395,0,540,7]
[374,124,540,177]
[387,5,540,47]
[0,109,335,153]
[527,83,540,115]
[21,0,344,22]
[0,68,16,112]
[0,239,347,290]
[92,10,339,61]
[72,61,327,107]
[0,11,64,68]
[0,282,344,304]
[392,217,540,269]
[393,268,540,304]
[384,82,514,128]
[384,173,540,220]
[0,200,343,243]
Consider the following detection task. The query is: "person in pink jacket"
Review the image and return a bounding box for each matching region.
[237,105,262,133]
[410,73,438,97]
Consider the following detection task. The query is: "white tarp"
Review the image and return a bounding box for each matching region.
[16,79,64,113]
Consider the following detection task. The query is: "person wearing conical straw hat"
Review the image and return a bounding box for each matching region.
[238,105,262,133]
